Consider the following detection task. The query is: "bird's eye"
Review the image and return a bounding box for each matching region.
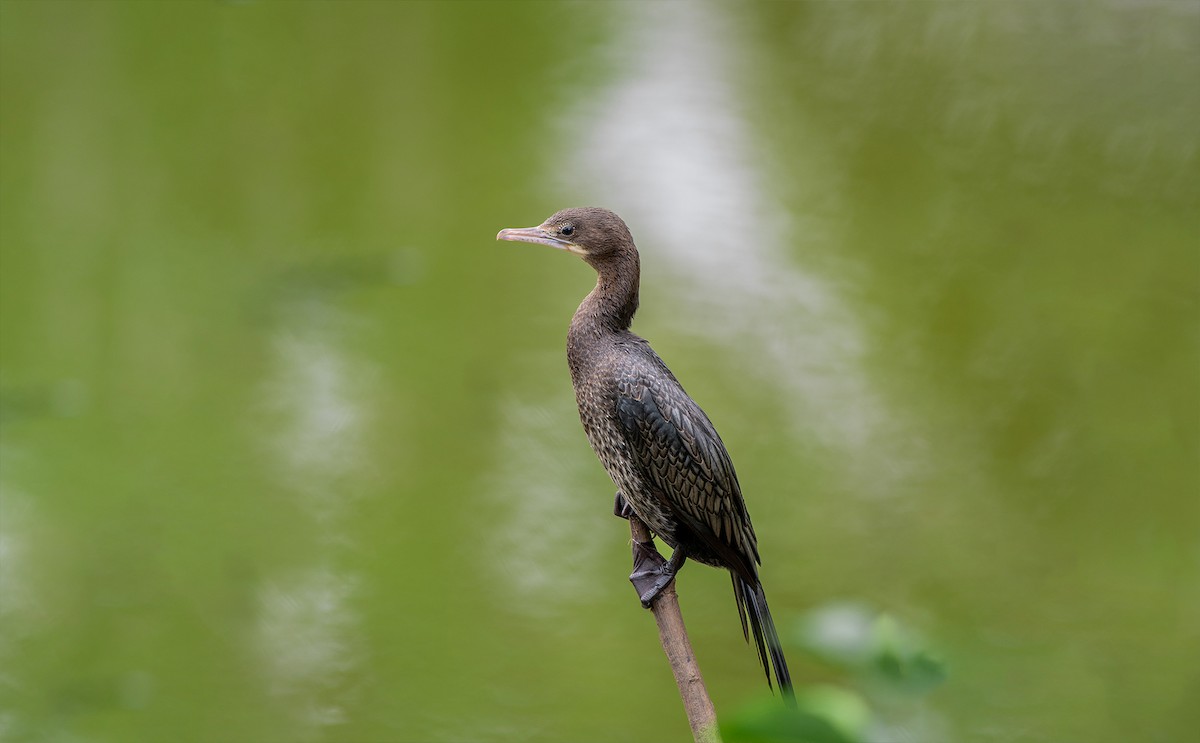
[561,225,575,236]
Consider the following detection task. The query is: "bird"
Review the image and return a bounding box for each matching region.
[497,207,793,698]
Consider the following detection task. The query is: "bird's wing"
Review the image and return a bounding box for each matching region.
[615,360,761,582]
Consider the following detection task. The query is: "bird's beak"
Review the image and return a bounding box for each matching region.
[496,226,586,255]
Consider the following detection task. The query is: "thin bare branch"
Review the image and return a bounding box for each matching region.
[628,516,721,743]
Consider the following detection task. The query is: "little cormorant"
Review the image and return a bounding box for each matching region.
[498,207,793,698]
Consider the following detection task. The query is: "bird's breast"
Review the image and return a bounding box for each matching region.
[572,369,682,547]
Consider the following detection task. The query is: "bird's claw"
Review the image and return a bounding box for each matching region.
[613,491,636,520]
[629,539,672,608]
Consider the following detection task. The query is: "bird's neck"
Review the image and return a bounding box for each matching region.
[568,253,640,349]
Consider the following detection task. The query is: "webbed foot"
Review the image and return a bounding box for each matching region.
[629,541,688,608]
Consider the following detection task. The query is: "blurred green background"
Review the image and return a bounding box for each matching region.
[1,2,1197,742]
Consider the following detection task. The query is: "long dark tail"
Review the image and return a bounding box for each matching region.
[733,574,795,703]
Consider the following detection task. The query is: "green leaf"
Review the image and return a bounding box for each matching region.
[721,686,870,743]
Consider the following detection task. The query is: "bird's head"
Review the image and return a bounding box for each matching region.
[496,207,636,269]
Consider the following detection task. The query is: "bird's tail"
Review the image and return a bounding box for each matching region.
[733,574,795,703]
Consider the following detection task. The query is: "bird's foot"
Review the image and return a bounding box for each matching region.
[630,540,669,607]
[629,541,687,609]
[613,491,636,520]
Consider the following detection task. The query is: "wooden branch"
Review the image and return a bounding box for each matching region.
[628,516,722,743]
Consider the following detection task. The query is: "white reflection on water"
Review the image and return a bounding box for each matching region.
[255,566,358,730]
[564,2,910,490]
[266,307,374,528]
[257,304,370,738]
[485,393,608,606]
[0,476,35,741]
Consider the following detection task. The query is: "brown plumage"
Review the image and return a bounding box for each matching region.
[498,207,793,698]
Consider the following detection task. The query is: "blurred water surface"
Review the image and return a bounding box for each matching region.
[1,2,1197,742]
